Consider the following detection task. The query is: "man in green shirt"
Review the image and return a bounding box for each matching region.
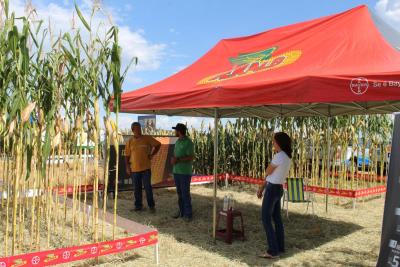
[171,123,195,222]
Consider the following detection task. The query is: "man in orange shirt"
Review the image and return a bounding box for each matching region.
[125,122,161,212]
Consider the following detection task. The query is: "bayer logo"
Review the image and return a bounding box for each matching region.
[350,77,369,95]
[31,256,40,265]
[63,251,70,259]
[0,262,6,267]
[116,242,123,249]
[91,247,98,254]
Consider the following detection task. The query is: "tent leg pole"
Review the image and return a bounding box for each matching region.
[326,116,332,213]
[154,243,159,265]
[213,109,219,242]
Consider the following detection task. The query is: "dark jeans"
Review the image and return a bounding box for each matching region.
[173,174,192,218]
[262,182,284,256]
[132,169,155,209]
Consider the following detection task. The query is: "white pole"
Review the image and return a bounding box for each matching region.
[212,108,219,241]
[325,116,332,213]
[84,147,87,172]
[154,243,159,265]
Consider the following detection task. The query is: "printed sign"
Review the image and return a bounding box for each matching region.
[138,115,156,133]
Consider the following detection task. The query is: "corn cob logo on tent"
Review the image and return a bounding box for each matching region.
[113,5,400,242]
[198,46,302,85]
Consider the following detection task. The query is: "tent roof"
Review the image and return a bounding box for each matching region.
[117,5,400,118]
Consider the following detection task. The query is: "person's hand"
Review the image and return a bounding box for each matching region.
[257,187,264,199]
[126,167,131,176]
[171,157,177,165]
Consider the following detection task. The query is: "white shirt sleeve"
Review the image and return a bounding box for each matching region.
[266,152,291,184]
[271,152,284,166]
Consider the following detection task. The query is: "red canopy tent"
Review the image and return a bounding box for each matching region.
[118,5,400,118]
[115,5,400,239]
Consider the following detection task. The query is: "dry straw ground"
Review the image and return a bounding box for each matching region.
[70,183,384,267]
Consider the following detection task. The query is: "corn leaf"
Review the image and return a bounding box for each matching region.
[75,4,91,32]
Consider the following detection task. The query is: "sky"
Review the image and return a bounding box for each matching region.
[8,0,400,130]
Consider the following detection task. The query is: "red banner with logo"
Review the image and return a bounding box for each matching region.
[0,231,157,267]
[191,174,386,198]
[53,184,105,195]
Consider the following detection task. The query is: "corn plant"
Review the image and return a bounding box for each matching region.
[0,0,129,256]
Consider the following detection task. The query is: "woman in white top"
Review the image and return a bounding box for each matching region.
[257,132,292,259]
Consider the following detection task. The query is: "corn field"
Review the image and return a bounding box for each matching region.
[189,115,392,190]
[0,0,130,257]
[139,114,392,191]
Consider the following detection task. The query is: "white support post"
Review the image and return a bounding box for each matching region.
[212,108,219,242]
[325,116,332,213]
[154,243,159,265]
[84,147,87,172]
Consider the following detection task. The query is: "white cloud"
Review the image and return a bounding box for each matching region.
[375,0,400,30]
[9,0,166,73]
[118,26,166,71]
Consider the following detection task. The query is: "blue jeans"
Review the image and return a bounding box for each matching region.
[262,182,284,256]
[173,174,192,218]
[132,169,154,209]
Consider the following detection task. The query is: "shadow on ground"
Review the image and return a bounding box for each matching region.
[103,185,363,266]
